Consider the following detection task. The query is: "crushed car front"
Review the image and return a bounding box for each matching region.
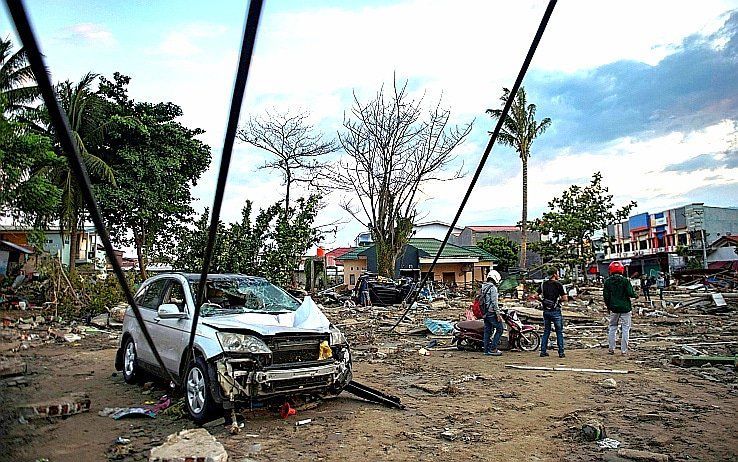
[192,276,352,405]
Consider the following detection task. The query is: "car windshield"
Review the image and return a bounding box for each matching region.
[191,277,301,316]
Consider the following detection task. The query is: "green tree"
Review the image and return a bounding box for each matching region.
[30,73,115,272]
[0,108,60,223]
[529,172,636,278]
[478,235,520,272]
[94,73,211,279]
[486,87,551,269]
[0,38,40,115]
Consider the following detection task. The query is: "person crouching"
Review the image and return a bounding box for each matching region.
[481,270,504,356]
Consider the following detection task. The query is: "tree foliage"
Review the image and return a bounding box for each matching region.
[529,172,636,275]
[0,109,60,223]
[478,235,520,272]
[0,38,40,115]
[173,195,323,288]
[329,79,472,277]
[94,73,211,279]
[486,87,550,269]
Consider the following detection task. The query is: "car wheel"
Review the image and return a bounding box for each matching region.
[122,337,140,384]
[184,356,219,424]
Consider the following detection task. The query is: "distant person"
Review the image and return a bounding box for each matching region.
[537,269,568,358]
[656,273,666,300]
[641,274,651,302]
[359,275,372,307]
[480,270,503,356]
[604,261,637,355]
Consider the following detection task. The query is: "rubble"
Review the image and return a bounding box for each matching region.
[17,392,91,419]
[148,428,228,462]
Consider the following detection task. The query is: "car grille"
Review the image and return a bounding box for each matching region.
[267,335,328,365]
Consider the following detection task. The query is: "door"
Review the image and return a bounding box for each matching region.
[147,279,190,376]
[442,272,456,285]
[132,278,168,367]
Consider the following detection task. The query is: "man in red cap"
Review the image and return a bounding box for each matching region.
[603,261,637,355]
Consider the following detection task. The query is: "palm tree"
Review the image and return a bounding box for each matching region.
[487,87,550,269]
[33,73,115,272]
[0,38,40,114]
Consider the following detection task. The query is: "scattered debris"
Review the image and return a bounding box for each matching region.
[597,437,621,449]
[296,418,312,426]
[581,420,607,441]
[505,365,633,374]
[600,378,617,389]
[671,355,738,368]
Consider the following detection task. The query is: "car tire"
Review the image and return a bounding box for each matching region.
[184,356,220,424]
[122,337,141,384]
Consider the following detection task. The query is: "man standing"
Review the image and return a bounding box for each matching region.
[537,269,568,358]
[641,274,651,302]
[358,275,372,307]
[481,270,503,356]
[655,272,666,300]
[604,261,637,355]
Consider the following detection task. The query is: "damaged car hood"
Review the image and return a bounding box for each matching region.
[200,296,331,336]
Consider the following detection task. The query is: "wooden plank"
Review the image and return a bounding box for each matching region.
[504,364,632,374]
[671,355,738,367]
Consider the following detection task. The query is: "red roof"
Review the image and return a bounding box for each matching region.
[467,225,519,232]
[325,247,353,267]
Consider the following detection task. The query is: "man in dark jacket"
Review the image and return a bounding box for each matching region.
[537,269,568,358]
[604,261,637,355]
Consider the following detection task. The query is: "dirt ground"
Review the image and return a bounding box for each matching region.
[1,299,737,462]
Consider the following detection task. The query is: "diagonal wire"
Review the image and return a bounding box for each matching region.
[3,0,176,382]
[389,0,558,331]
[184,0,264,369]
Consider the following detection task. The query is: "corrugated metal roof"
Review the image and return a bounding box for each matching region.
[408,238,478,258]
[462,246,498,261]
[336,247,370,260]
[0,240,33,254]
[466,225,519,232]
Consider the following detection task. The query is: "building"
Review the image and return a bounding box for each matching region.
[707,235,738,271]
[337,238,496,287]
[601,203,738,275]
[0,225,107,272]
[0,240,33,277]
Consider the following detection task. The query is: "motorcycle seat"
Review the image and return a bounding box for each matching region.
[457,319,484,332]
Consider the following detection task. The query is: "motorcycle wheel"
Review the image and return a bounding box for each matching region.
[517,331,541,352]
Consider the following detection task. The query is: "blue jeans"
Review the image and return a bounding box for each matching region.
[541,310,564,356]
[483,311,504,353]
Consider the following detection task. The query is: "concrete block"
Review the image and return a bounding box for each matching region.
[149,428,228,462]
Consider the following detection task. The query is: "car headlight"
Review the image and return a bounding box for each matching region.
[216,332,272,354]
[330,326,346,346]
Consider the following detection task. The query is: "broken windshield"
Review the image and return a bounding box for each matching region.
[192,278,300,315]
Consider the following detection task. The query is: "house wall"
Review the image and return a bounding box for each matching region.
[708,246,738,262]
[420,262,476,285]
[705,206,738,245]
[342,258,367,287]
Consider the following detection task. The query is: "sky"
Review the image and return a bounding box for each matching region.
[2,0,737,253]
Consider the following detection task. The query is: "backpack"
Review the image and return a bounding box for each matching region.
[471,297,483,319]
[478,285,493,314]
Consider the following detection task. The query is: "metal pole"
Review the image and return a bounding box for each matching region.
[702,229,708,269]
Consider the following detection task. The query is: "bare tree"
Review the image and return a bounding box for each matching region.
[330,80,473,277]
[237,109,338,213]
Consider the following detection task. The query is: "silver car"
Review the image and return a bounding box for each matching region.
[115,273,352,423]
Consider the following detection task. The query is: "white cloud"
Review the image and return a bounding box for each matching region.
[155,23,228,58]
[57,23,115,47]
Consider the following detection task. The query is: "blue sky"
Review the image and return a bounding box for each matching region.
[3,0,737,251]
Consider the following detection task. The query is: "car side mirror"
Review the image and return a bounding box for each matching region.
[157,303,187,319]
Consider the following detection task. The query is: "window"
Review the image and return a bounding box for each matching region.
[639,240,648,250]
[139,279,167,310]
[678,233,687,245]
[163,281,187,312]
[623,243,631,252]
[349,274,356,285]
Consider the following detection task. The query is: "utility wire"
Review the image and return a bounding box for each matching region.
[3,0,176,382]
[185,0,264,369]
[389,0,558,331]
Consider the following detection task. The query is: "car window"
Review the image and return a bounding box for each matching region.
[163,281,187,312]
[139,279,167,310]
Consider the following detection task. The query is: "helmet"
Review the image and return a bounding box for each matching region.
[608,261,625,275]
[486,270,502,285]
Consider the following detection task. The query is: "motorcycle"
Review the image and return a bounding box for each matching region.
[452,308,541,352]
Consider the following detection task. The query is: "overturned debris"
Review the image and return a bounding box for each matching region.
[344,380,404,409]
[17,392,91,419]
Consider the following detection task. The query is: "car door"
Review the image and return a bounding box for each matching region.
[147,278,190,376]
[135,278,168,368]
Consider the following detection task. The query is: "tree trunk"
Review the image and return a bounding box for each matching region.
[284,171,291,216]
[69,210,79,273]
[376,239,396,278]
[135,232,148,280]
[519,156,528,269]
